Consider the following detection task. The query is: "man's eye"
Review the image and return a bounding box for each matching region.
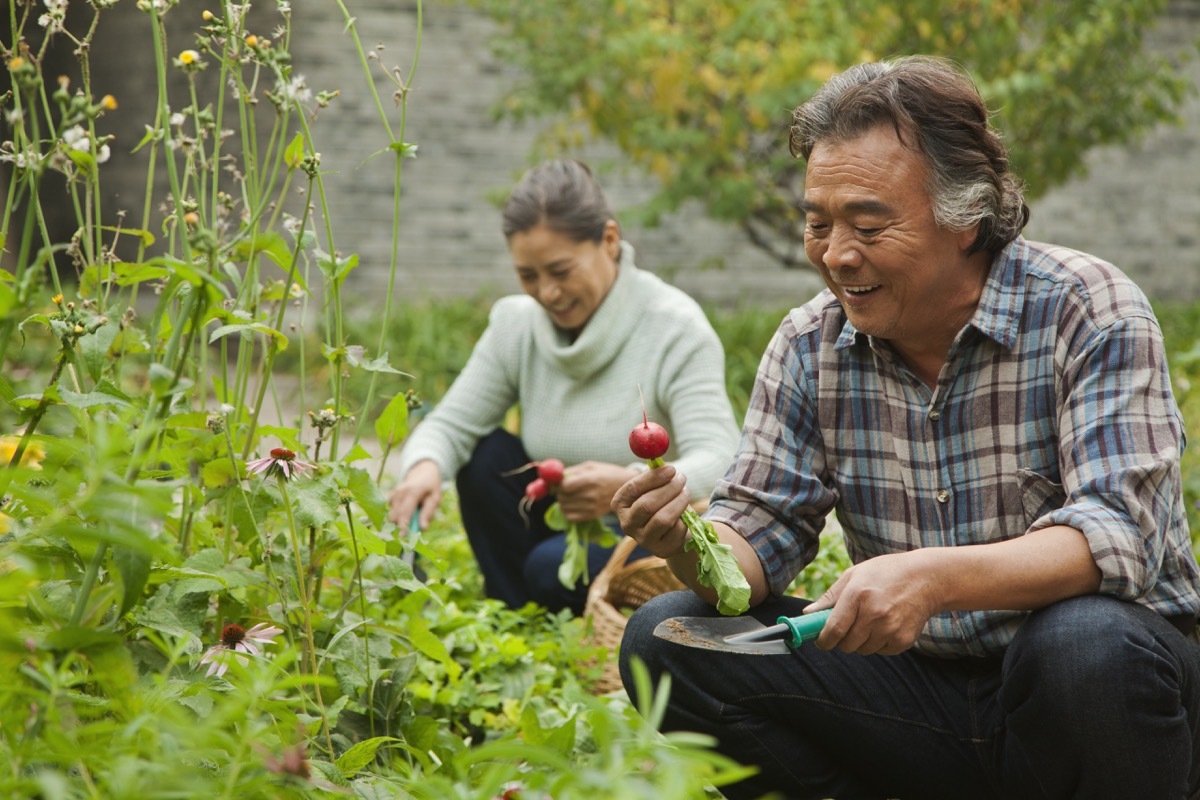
[856,227,881,237]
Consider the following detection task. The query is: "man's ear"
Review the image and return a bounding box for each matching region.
[958,222,981,253]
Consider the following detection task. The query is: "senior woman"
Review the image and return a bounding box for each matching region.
[387,159,739,614]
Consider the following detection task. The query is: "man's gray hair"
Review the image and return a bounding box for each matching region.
[790,56,1029,254]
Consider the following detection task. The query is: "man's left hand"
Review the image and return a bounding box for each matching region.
[805,550,942,656]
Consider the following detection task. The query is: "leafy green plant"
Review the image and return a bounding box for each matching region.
[0,4,760,796]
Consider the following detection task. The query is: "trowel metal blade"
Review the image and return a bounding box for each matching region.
[652,615,792,655]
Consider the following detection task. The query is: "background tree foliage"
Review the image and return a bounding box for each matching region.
[466,0,1196,269]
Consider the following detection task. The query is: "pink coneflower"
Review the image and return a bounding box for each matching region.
[199,622,284,677]
[245,447,316,480]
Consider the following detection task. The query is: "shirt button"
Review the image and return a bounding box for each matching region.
[936,489,950,504]
[928,409,941,421]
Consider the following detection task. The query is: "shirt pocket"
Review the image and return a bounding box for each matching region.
[1016,467,1066,528]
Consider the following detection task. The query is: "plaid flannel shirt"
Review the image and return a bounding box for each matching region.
[706,237,1200,658]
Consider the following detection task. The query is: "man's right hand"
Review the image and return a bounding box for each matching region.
[387,460,442,533]
[610,464,693,559]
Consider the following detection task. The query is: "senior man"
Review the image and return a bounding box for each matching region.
[612,56,1200,800]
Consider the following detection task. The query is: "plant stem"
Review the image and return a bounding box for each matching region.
[276,475,334,756]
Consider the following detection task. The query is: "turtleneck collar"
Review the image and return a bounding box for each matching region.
[530,240,643,381]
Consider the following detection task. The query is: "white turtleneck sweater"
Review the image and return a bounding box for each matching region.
[396,241,740,498]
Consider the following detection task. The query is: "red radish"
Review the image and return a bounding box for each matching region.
[518,476,550,528]
[524,477,549,502]
[630,385,670,460]
[536,458,565,486]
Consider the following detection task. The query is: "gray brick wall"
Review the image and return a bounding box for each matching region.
[291,0,825,310]
[1023,0,1200,303]
[292,0,1200,309]
[14,2,1194,311]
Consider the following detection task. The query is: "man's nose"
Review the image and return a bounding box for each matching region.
[823,225,863,269]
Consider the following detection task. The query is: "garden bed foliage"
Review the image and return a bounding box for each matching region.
[0,1,757,796]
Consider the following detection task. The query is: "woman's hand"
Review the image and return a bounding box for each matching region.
[386,460,443,533]
[556,460,641,522]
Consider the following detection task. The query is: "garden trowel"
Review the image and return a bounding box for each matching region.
[652,608,833,655]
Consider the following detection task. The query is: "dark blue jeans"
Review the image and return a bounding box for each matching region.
[456,429,645,615]
[620,591,1200,800]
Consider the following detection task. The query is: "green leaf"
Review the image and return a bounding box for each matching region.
[388,141,419,158]
[0,282,15,319]
[207,321,288,350]
[374,392,410,446]
[339,465,388,528]
[288,478,340,528]
[284,132,306,168]
[113,545,151,616]
[100,224,155,247]
[543,501,567,532]
[315,249,360,286]
[44,626,123,651]
[58,383,134,411]
[334,736,401,778]
[405,617,462,680]
[78,321,118,382]
[519,705,576,754]
[0,373,21,412]
[557,522,587,590]
[682,509,751,615]
[344,346,411,376]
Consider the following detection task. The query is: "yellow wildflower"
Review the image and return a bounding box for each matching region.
[100,95,118,110]
[52,293,63,305]
[179,50,200,65]
[245,34,258,47]
[202,10,214,21]
[8,57,24,70]
[0,436,44,470]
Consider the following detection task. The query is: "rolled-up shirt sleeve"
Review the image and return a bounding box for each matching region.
[1032,311,1192,603]
[706,316,839,598]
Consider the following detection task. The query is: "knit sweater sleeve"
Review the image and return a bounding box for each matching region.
[639,278,741,499]
[394,299,522,481]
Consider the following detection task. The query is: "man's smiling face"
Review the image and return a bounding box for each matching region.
[801,123,984,356]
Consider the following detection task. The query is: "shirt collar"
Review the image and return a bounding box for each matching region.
[832,236,1029,353]
[967,236,1027,351]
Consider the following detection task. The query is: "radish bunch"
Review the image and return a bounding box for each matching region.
[507,457,617,590]
[628,392,750,616]
[518,457,565,521]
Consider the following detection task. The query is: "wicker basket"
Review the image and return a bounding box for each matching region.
[583,535,687,695]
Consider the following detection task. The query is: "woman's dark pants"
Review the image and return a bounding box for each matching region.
[456,429,639,615]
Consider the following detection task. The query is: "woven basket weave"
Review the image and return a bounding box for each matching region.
[583,535,687,694]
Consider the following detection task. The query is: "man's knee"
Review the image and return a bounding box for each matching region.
[1004,595,1186,709]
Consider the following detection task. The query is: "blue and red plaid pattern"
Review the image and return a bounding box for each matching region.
[707,237,1200,657]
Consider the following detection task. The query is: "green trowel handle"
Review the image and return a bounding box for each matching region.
[777,608,833,648]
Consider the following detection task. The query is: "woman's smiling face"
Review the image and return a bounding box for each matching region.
[509,220,621,337]
[801,124,984,355]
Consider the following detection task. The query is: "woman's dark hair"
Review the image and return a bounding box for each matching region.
[501,159,617,243]
[789,55,1029,254]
